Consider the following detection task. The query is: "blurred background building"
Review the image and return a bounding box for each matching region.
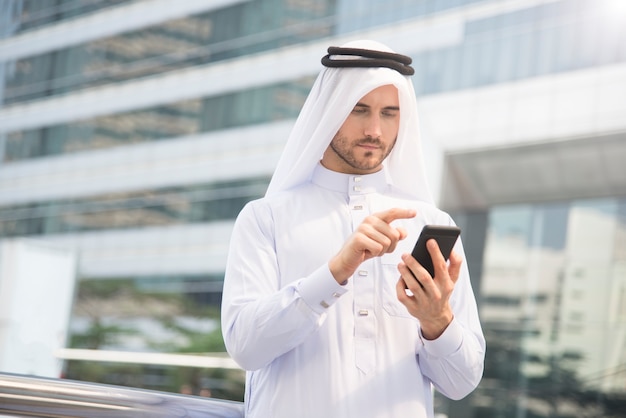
[1,0,625,415]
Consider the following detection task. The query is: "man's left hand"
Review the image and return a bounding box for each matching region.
[395,239,462,340]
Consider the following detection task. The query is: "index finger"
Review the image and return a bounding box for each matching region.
[375,208,416,224]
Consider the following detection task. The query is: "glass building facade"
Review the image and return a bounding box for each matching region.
[467,197,626,416]
[1,0,625,415]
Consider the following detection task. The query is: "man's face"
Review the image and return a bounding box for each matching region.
[321,84,400,175]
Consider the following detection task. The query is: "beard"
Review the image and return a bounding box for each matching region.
[329,134,396,172]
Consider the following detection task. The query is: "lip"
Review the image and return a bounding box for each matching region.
[357,143,380,150]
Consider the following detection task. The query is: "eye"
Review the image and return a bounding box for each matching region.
[382,110,399,117]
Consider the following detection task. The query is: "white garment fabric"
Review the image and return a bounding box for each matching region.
[265,39,433,204]
[222,165,485,418]
[221,39,485,417]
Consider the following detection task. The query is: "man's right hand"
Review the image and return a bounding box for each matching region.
[328,207,416,284]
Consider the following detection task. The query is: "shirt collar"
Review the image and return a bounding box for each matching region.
[311,162,389,195]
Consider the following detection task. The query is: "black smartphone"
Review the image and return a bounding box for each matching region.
[410,225,461,278]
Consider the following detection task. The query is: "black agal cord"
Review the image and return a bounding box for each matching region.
[321,46,415,76]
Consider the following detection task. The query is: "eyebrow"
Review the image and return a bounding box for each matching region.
[354,102,400,111]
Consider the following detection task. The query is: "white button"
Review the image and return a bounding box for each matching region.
[353,186,362,192]
[332,292,341,298]
[354,177,362,182]
[358,270,368,276]
[320,301,330,308]
[358,309,369,316]
[353,205,363,210]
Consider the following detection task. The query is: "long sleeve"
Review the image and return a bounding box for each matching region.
[221,200,348,371]
[417,238,486,400]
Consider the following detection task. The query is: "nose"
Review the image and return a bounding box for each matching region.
[364,114,382,139]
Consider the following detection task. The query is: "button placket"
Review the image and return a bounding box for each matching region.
[348,182,377,374]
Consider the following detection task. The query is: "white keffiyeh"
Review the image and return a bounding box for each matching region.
[265,39,434,205]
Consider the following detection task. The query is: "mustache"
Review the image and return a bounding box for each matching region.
[356,137,382,146]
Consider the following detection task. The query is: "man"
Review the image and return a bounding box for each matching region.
[221,40,485,418]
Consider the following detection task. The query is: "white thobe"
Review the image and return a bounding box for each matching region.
[221,164,485,418]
